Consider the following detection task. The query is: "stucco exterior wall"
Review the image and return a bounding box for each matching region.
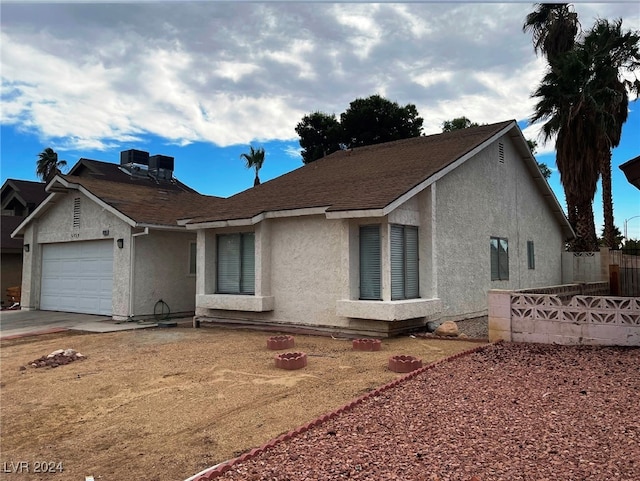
[131,230,197,317]
[196,216,347,329]
[19,191,196,319]
[195,133,566,335]
[20,192,131,313]
[434,136,564,320]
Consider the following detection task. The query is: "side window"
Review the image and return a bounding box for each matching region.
[217,233,255,294]
[189,241,197,275]
[527,240,535,270]
[390,225,419,300]
[490,237,509,281]
[359,225,381,300]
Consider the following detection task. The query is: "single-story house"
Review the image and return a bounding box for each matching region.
[13,151,222,319]
[184,120,575,336]
[1,179,48,306]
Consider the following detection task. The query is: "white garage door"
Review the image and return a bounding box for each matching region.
[40,240,114,315]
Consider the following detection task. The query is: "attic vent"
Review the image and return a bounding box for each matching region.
[498,142,505,164]
[72,197,81,229]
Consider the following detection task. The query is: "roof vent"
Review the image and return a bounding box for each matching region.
[120,149,150,166]
[149,155,174,181]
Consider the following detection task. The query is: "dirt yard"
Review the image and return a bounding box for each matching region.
[0,325,484,481]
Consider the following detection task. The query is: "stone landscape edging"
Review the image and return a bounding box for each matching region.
[189,341,498,481]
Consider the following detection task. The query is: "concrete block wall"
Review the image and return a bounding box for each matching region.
[489,289,639,346]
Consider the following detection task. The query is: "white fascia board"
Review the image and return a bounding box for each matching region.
[185,206,329,229]
[324,208,386,219]
[185,218,254,230]
[135,223,187,232]
[382,122,519,217]
[263,206,329,219]
[11,191,58,237]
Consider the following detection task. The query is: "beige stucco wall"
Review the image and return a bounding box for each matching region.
[434,136,564,320]
[131,230,196,317]
[19,191,196,319]
[20,192,131,313]
[195,132,566,334]
[196,216,348,329]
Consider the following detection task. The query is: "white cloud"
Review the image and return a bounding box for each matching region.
[1,2,638,151]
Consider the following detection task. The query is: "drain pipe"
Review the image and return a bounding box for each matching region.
[128,227,149,319]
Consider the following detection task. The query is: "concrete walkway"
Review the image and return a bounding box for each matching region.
[0,309,160,340]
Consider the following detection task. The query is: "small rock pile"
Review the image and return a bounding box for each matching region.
[27,349,86,369]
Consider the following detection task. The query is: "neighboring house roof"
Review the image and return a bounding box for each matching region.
[1,179,48,251]
[1,179,48,213]
[1,216,26,250]
[68,158,198,193]
[185,120,574,240]
[12,175,224,237]
[619,155,640,190]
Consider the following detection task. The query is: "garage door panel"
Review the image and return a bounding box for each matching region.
[41,241,114,316]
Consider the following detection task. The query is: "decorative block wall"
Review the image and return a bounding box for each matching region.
[489,289,639,346]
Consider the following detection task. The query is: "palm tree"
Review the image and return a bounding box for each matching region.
[240,146,265,186]
[582,20,640,247]
[36,147,67,182]
[522,3,579,63]
[526,8,640,251]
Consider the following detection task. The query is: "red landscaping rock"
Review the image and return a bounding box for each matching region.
[274,352,307,370]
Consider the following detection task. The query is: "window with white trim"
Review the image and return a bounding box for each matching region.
[217,233,255,294]
[490,237,509,281]
[390,225,419,300]
[359,225,381,300]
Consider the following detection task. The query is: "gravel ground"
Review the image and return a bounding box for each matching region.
[207,342,639,481]
[454,316,488,339]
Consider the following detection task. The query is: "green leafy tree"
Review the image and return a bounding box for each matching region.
[340,95,423,148]
[441,116,479,132]
[623,238,640,251]
[240,146,265,186]
[526,138,552,180]
[295,112,343,164]
[36,147,67,182]
[296,95,424,164]
[598,225,624,249]
[526,6,639,252]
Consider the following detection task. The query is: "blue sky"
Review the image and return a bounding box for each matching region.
[1,1,639,238]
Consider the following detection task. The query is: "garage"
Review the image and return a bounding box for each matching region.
[40,240,114,315]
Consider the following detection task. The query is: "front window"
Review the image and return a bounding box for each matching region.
[359,225,381,300]
[217,233,255,294]
[490,237,509,281]
[390,225,419,300]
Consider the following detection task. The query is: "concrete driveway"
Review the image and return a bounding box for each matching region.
[0,309,161,340]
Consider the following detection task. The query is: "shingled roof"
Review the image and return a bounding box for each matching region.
[52,175,223,227]
[1,179,48,211]
[12,175,223,237]
[186,120,515,225]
